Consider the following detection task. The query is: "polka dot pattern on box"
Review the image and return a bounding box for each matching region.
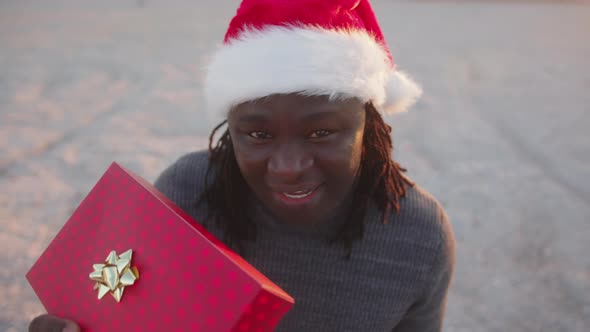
[26,162,293,331]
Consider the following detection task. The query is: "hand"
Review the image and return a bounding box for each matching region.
[29,314,80,332]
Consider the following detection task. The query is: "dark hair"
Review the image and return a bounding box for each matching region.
[196,102,413,257]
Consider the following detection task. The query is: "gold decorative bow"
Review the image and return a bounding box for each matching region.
[89,249,139,303]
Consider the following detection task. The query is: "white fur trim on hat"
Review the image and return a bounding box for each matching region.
[204,26,422,119]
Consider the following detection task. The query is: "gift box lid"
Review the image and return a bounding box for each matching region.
[26,162,294,331]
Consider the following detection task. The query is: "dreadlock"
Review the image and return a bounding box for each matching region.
[196,102,413,257]
[333,102,414,257]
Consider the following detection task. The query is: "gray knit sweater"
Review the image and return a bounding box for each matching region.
[154,151,455,332]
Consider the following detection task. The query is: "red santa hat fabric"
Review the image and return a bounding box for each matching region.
[204,0,422,119]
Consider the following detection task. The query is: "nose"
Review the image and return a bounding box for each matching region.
[268,142,313,182]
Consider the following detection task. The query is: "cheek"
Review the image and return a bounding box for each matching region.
[231,139,269,184]
[319,130,364,183]
[349,130,364,174]
[341,127,365,177]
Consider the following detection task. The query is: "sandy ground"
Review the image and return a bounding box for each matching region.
[1,0,589,331]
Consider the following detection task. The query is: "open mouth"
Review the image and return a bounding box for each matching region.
[282,189,314,199]
[272,183,323,206]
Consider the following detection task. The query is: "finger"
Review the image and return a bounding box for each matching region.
[29,314,80,332]
[62,320,80,332]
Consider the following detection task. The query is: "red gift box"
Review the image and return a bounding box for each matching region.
[26,162,294,331]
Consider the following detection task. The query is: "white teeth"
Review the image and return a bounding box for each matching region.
[283,190,312,199]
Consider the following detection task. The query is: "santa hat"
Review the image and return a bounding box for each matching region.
[204,0,422,119]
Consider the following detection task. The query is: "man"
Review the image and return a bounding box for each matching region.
[29,0,455,331]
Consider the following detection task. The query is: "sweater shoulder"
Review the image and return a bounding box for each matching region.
[393,185,455,277]
[395,184,452,245]
[363,184,455,293]
[153,150,210,210]
[363,184,454,258]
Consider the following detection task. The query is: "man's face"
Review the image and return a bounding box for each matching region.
[227,93,366,226]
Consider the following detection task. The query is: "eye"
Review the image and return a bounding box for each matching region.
[308,129,333,138]
[248,131,273,139]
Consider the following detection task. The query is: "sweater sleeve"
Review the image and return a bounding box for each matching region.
[393,205,456,332]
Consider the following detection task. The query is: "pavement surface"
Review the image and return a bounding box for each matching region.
[1,0,589,331]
